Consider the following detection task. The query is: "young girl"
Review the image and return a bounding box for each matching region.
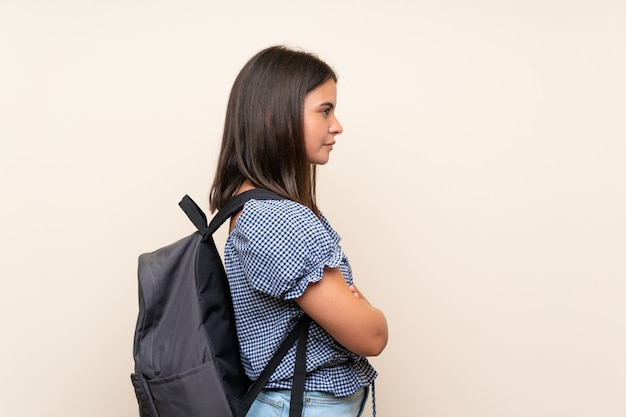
[209,45,388,417]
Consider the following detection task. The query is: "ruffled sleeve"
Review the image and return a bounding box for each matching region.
[229,199,347,300]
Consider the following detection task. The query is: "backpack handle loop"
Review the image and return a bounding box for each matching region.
[179,195,209,235]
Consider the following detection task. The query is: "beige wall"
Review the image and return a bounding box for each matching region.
[2,1,625,416]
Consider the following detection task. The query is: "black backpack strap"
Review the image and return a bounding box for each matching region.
[207,188,283,235]
[242,315,311,410]
[179,189,282,237]
[219,189,311,416]
[289,315,312,417]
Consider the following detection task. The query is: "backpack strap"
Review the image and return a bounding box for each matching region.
[288,314,312,417]
[242,314,312,415]
[179,188,283,238]
[214,189,312,416]
[207,188,283,235]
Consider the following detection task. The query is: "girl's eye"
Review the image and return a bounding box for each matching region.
[321,108,330,116]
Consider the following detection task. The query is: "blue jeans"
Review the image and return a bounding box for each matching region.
[246,387,368,417]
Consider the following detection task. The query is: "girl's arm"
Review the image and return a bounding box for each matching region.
[296,267,388,357]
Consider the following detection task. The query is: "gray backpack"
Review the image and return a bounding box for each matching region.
[130,189,310,417]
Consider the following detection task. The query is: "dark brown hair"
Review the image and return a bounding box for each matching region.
[209,45,337,214]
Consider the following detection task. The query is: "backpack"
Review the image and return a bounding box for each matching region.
[130,189,311,417]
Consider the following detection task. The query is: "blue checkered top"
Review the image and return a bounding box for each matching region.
[224,198,377,397]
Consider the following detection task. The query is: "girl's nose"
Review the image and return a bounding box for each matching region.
[330,117,343,135]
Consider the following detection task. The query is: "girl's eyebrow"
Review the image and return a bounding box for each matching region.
[318,102,335,109]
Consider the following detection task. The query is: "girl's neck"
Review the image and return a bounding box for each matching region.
[236,179,255,196]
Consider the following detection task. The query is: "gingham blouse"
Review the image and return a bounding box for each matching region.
[224,198,377,397]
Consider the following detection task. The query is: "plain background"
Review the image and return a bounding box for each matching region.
[1,1,624,416]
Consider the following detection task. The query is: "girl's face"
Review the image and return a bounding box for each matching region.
[303,79,343,165]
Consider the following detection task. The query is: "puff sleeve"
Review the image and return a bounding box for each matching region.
[229,199,352,300]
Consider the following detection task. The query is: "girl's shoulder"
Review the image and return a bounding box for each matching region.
[242,198,319,223]
[236,198,336,241]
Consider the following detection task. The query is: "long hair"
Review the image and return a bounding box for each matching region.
[209,45,337,214]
